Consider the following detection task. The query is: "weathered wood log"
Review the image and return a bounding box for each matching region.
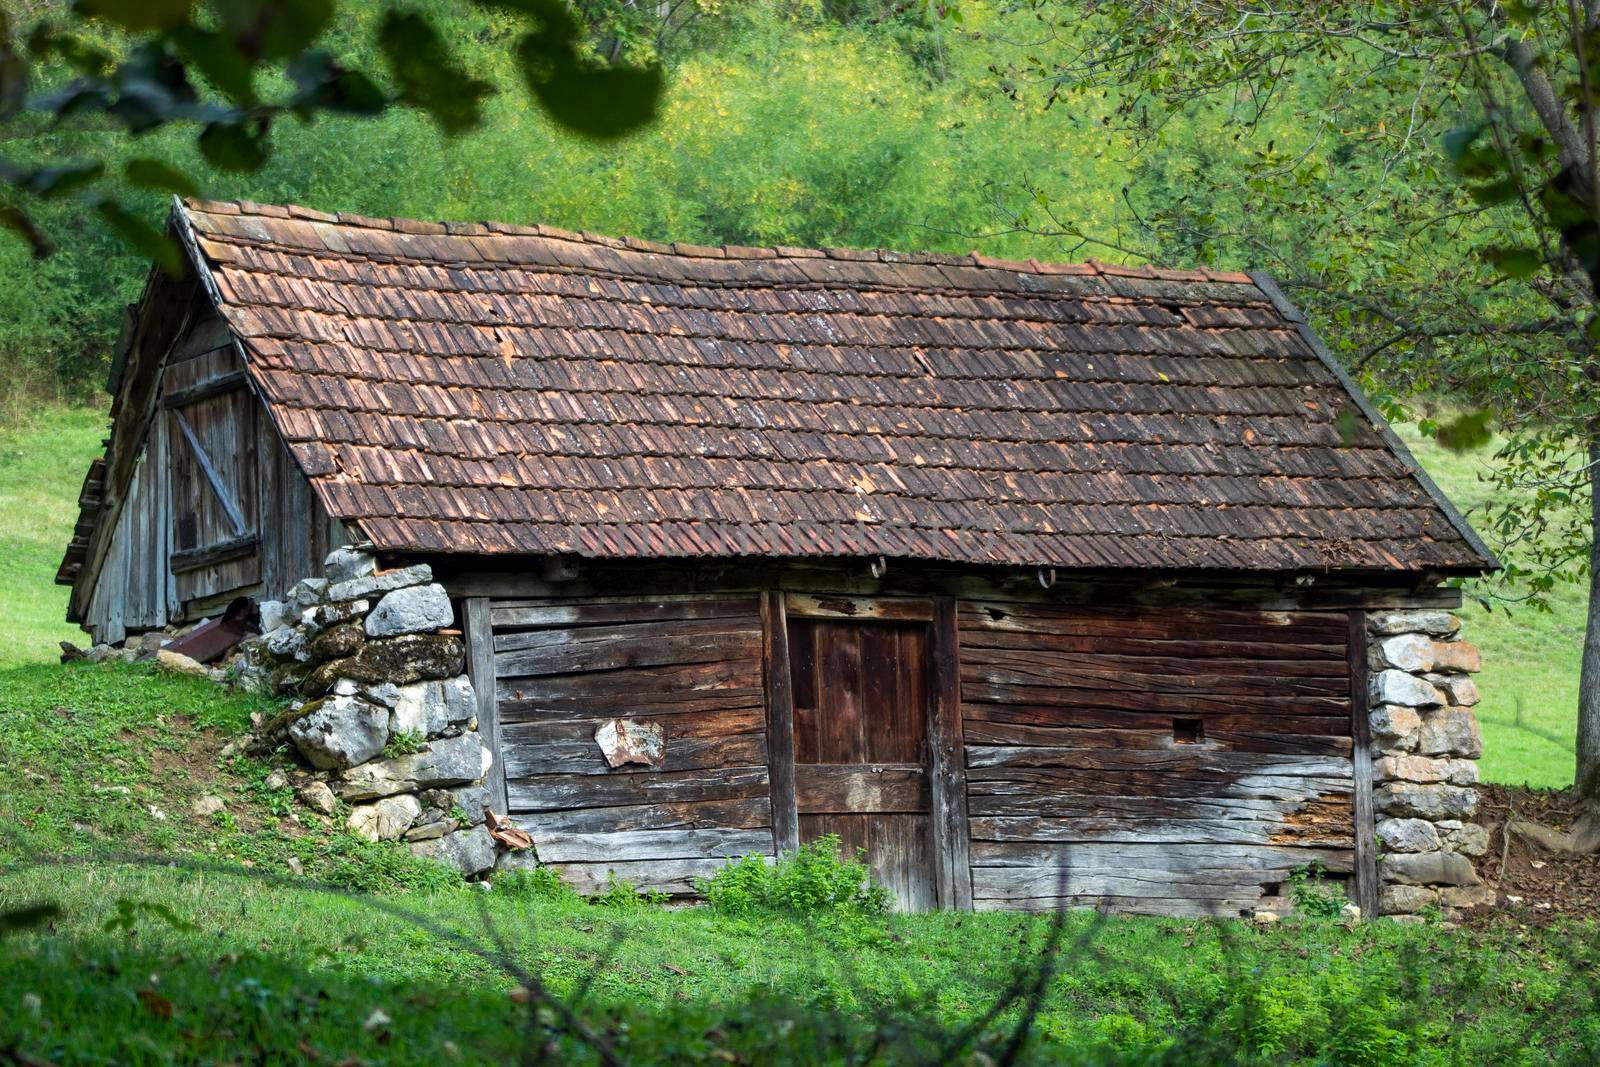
[491,595,759,630]
[793,764,928,814]
[956,628,1346,661]
[502,708,763,744]
[508,766,770,812]
[501,731,767,778]
[549,858,749,896]
[960,660,1348,697]
[784,593,935,621]
[965,791,1350,822]
[493,617,760,654]
[960,720,1352,756]
[967,841,1355,872]
[965,767,1352,804]
[962,748,1352,776]
[532,828,774,863]
[968,815,1354,848]
[495,628,760,678]
[971,895,1259,917]
[961,703,1351,736]
[518,797,771,834]
[959,683,1348,716]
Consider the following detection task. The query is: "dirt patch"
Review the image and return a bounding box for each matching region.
[1467,784,1600,926]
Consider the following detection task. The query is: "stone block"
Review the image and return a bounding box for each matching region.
[1373,755,1479,786]
[329,563,433,604]
[1431,640,1481,674]
[324,546,378,585]
[1427,674,1479,706]
[154,649,208,678]
[288,695,390,770]
[390,675,475,739]
[288,577,329,609]
[410,825,495,876]
[1369,610,1460,638]
[1380,850,1481,887]
[1369,705,1422,752]
[1417,707,1483,758]
[1437,821,1491,857]
[296,780,338,816]
[347,793,422,842]
[312,599,369,630]
[1439,885,1496,909]
[259,600,292,633]
[452,782,492,825]
[335,634,465,687]
[1375,817,1440,853]
[1371,669,1445,708]
[337,732,491,801]
[1379,884,1438,915]
[1374,781,1478,820]
[264,626,308,662]
[308,622,365,661]
[1375,633,1435,673]
[366,583,453,638]
[404,820,452,842]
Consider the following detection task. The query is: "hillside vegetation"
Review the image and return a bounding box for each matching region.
[1,660,1596,1065]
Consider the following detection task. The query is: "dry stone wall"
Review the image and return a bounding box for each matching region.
[1367,609,1490,919]
[242,547,501,877]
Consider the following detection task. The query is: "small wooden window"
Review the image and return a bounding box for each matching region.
[1173,718,1204,745]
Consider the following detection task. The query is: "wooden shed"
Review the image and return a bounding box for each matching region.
[59,198,1496,915]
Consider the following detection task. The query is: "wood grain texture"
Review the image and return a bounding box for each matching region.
[464,597,508,814]
[929,596,972,909]
[1348,609,1378,919]
[762,590,800,854]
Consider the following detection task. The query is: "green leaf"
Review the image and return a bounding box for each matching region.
[124,158,198,196]
[18,161,104,199]
[1441,123,1483,165]
[1436,410,1494,454]
[0,204,51,258]
[198,119,269,172]
[286,50,386,116]
[213,0,334,60]
[518,41,662,141]
[169,27,257,105]
[1481,245,1543,279]
[97,200,183,274]
[1467,177,1521,208]
[0,902,59,935]
[379,11,493,136]
[74,0,194,33]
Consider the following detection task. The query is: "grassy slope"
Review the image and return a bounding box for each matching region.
[1394,425,1584,789]
[0,663,1596,1065]
[0,407,107,668]
[0,407,1586,787]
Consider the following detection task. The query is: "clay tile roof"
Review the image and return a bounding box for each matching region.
[170,198,1494,573]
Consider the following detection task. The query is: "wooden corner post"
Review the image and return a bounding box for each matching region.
[1348,609,1378,919]
[464,596,508,815]
[930,596,973,910]
[762,590,801,855]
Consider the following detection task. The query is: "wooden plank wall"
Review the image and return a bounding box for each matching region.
[958,602,1356,917]
[84,436,170,645]
[493,594,775,895]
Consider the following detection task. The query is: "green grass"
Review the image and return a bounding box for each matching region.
[0,407,1589,788]
[1,662,1597,1064]
[1395,425,1584,789]
[0,406,106,669]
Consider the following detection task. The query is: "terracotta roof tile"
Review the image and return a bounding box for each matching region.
[171,197,1492,573]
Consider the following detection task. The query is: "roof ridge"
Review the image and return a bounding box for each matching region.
[181,197,1257,285]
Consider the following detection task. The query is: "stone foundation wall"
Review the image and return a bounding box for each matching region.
[240,548,504,877]
[1367,609,1491,919]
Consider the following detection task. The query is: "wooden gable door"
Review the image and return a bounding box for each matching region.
[785,614,937,912]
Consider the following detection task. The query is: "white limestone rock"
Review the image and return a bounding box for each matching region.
[1375,817,1440,853]
[1437,820,1491,857]
[1379,883,1439,915]
[1380,850,1481,887]
[287,695,390,770]
[296,779,338,816]
[329,563,433,604]
[389,675,475,739]
[324,546,378,585]
[1374,781,1478,821]
[1371,670,1446,708]
[288,577,329,610]
[1369,705,1422,752]
[410,825,495,876]
[347,793,422,842]
[1373,755,1479,786]
[1375,633,1436,673]
[1427,674,1480,707]
[259,600,292,633]
[1417,708,1483,758]
[366,583,453,638]
[1369,610,1460,638]
[337,732,491,801]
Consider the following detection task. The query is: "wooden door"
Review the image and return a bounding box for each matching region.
[787,618,936,912]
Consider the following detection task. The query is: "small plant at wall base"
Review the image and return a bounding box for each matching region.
[382,729,425,758]
[1288,862,1347,920]
[700,836,892,920]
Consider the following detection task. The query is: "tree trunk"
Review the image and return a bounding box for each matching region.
[1578,436,1600,820]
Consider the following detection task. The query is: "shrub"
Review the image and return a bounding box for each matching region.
[320,836,462,894]
[591,874,668,909]
[495,865,579,903]
[1288,861,1348,920]
[383,729,426,758]
[700,835,891,920]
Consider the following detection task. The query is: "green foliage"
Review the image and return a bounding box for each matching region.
[382,728,426,757]
[700,835,891,921]
[321,835,463,893]
[495,864,579,902]
[590,873,668,909]
[1287,862,1347,921]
